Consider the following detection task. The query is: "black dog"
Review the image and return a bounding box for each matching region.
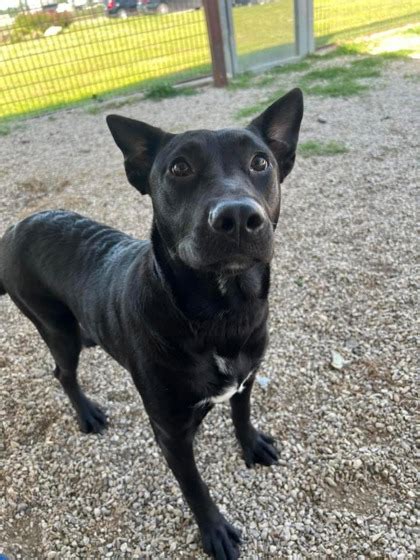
[0,88,303,559]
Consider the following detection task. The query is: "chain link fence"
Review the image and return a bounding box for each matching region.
[0,1,211,119]
[314,0,420,47]
[0,0,419,120]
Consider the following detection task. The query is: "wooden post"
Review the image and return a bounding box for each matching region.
[203,0,228,87]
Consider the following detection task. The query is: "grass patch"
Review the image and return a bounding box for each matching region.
[350,57,384,70]
[143,83,197,101]
[299,140,348,157]
[0,123,12,135]
[228,60,310,92]
[299,51,389,97]
[303,66,351,81]
[254,74,276,87]
[309,43,367,60]
[84,104,102,115]
[228,72,254,90]
[235,102,268,120]
[379,49,415,59]
[402,24,420,36]
[234,88,286,120]
[269,60,311,74]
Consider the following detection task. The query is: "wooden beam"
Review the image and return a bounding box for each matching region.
[203,0,228,87]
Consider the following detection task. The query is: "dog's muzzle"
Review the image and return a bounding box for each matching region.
[177,197,273,272]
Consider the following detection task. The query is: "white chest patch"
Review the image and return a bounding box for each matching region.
[196,356,253,407]
[210,383,239,404]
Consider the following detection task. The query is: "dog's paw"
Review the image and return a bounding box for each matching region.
[200,516,241,560]
[241,430,278,468]
[77,399,108,434]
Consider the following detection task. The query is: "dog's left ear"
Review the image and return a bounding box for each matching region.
[248,88,303,180]
[107,114,173,195]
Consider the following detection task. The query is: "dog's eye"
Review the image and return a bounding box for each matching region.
[170,158,193,177]
[250,154,269,172]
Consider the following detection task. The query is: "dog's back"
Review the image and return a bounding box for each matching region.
[0,209,146,303]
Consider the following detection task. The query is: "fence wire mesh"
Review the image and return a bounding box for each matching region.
[314,0,420,47]
[0,1,210,119]
[0,1,419,120]
[232,0,296,72]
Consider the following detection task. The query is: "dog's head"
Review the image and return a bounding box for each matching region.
[107,88,303,274]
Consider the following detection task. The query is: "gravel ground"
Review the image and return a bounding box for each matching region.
[0,56,418,559]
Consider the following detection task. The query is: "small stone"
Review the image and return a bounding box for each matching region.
[331,351,344,370]
[317,116,327,123]
[371,533,382,543]
[120,543,128,552]
[353,459,363,470]
[256,375,270,389]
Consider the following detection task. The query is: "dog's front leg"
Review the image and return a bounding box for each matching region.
[152,421,241,559]
[230,376,279,468]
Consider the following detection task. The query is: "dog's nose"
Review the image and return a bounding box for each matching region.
[209,199,266,238]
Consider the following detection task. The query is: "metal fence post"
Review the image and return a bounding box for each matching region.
[203,0,228,87]
[295,0,315,57]
[217,0,239,77]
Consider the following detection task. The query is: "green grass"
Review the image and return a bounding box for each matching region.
[235,103,268,120]
[269,60,311,74]
[1,0,419,119]
[143,82,197,100]
[299,140,348,157]
[227,72,254,91]
[403,24,420,35]
[313,0,420,47]
[299,52,390,97]
[82,81,196,114]
[0,11,211,119]
[232,1,295,65]
[0,123,12,135]
[227,60,312,91]
[234,89,286,120]
[303,67,352,81]
[255,74,276,87]
[233,42,413,117]
[227,60,310,93]
[85,95,143,114]
[379,49,416,59]
[234,35,416,117]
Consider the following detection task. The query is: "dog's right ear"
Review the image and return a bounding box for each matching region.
[106,115,173,195]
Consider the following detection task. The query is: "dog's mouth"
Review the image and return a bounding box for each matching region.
[177,238,273,273]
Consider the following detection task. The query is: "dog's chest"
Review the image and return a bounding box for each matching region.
[198,353,254,406]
